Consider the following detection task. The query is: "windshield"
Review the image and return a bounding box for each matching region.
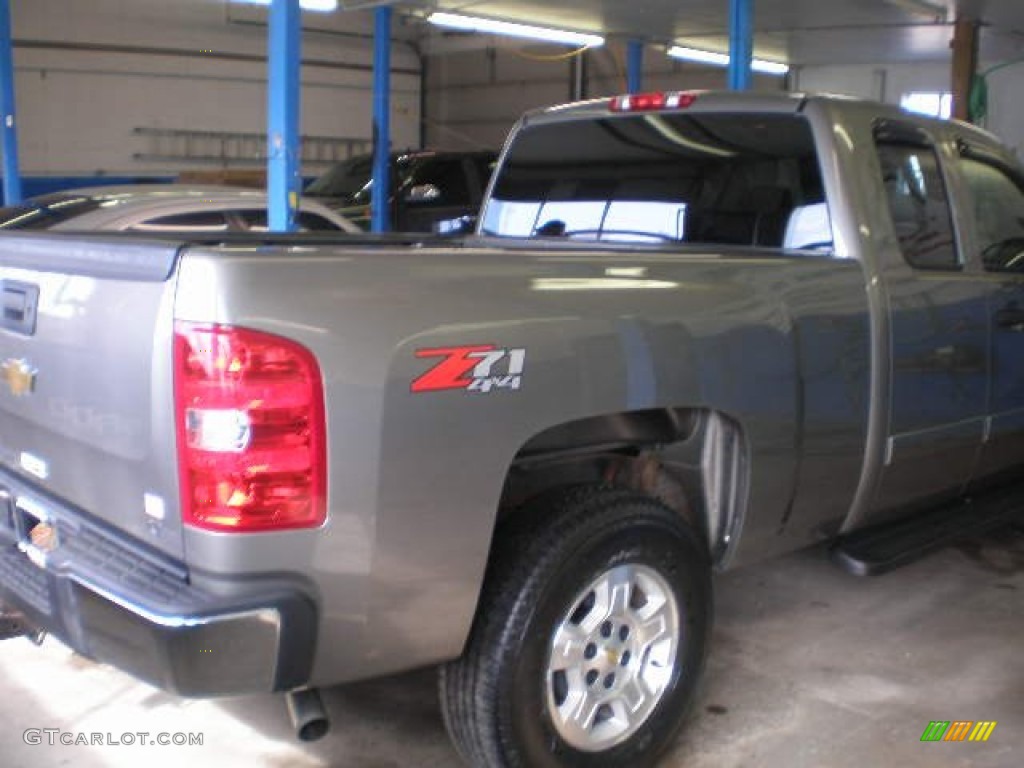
[482,112,832,250]
[0,193,105,230]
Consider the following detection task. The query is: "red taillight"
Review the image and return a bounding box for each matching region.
[174,322,326,532]
[609,91,699,113]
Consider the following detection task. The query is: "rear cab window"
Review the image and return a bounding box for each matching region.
[481,112,833,251]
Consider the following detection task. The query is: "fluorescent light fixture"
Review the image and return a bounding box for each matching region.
[667,46,730,67]
[667,45,789,76]
[428,12,604,48]
[232,0,339,12]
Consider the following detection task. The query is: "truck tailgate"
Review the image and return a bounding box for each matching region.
[0,233,184,560]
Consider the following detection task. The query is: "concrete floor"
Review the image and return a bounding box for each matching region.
[0,524,1020,768]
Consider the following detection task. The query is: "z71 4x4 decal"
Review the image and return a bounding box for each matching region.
[412,345,526,394]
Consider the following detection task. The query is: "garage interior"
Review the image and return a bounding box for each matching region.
[0,1,1022,767]
[4,1,1024,208]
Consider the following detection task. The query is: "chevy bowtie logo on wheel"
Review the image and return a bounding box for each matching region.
[411,345,526,394]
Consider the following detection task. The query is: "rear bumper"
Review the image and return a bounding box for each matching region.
[0,473,317,697]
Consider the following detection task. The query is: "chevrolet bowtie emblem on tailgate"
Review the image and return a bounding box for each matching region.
[28,520,58,554]
[1,358,37,397]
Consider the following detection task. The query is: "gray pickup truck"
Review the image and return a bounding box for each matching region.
[2,91,1024,767]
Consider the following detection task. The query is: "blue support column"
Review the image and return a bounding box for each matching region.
[0,0,22,205]
[626,40,644,94]
[728,0,753,91]
[267,0,301,232]
[371,6,392,233]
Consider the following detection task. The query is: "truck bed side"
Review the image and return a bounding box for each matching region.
[172,242,869,684]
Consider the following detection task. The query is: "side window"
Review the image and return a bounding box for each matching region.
[296,212,343,231]
[874,140,958,270]
[129,211,230,231]
[409,160,471,206]
[959,156,1024,272]
[236,209,344,232]
[235,209,268,231]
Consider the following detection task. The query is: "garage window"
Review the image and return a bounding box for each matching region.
[900,92,953,120]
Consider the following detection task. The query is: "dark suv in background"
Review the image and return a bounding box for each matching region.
[304,149,497,233]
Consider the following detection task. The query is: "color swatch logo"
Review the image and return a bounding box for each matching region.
[920,721,997,742]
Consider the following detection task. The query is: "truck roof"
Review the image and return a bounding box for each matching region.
[519,90,1006,153]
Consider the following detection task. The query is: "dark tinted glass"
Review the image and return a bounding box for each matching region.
[0,193,104,229]
[305,156,376,199]
[235,209,344,232]
[408,159,471,205]
[296,212,343,231]
[875,141,958,270]
[473,155,497,191]
[960,157,1024,272]
[482,113,831,248]
[235,209,345,232]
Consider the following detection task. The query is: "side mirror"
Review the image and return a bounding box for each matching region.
[405,183,442,204]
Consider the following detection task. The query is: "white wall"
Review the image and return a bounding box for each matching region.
[980,64,1024,159]
[424,44,787,151]
[10,0,422,176]
[793,62,950,102]
[793,60,1024,158]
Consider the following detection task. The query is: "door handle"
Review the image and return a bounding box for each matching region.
[995,306,1024,331]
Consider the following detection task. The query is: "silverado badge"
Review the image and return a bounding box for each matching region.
[1,358,37,397]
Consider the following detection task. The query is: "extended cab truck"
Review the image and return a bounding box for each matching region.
[2,91,1024,767]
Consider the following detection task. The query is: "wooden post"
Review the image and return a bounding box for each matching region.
[950,17,979,122]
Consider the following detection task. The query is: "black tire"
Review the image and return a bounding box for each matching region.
[440,486,712,768]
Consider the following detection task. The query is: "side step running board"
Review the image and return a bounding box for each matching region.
[832,488,1024,576]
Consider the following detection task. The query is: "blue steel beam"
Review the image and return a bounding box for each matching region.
[371,6,392,233]
[626,40,644,94]
[267,0,301,232]
[0,0,22,205]
[728,0,753,91]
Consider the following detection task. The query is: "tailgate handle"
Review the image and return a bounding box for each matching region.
[0,281,39,336]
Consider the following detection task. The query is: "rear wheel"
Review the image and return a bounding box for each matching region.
[440,486,712,768]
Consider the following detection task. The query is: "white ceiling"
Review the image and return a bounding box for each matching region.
[383,0,1024,65]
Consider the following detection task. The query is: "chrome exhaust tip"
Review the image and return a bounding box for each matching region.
[286,687,330,742]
